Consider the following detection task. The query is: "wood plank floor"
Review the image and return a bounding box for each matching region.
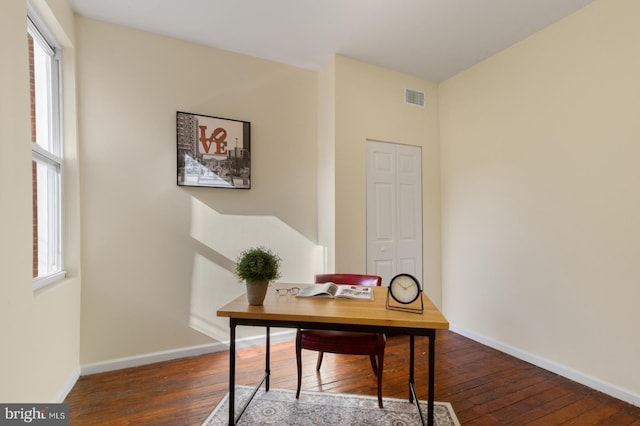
[65,330,640,425]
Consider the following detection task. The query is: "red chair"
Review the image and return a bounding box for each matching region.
[295,274,386,408]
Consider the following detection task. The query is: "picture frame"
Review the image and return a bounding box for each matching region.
[176,111,251,188]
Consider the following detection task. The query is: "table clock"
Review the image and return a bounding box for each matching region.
[386,273,424,314]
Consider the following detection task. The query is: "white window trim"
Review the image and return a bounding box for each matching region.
[29,7,67,289]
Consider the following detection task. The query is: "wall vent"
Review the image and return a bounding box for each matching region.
[405,88,426,108]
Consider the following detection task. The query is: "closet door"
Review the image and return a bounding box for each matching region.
[366,141,422,286]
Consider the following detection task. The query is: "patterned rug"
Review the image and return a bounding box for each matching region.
[203,385,460,426]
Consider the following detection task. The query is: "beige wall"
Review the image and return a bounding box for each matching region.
[333,56,442,305]
[0,0,81,402]
[75,17,320,364]
[440,0,640,402]
[317,57,337,272]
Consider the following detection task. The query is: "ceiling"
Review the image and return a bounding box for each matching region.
[67,0,594,82]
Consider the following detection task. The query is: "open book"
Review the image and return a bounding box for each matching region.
[296,282,374,300]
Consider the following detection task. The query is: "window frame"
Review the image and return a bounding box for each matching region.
[28,11,66,290]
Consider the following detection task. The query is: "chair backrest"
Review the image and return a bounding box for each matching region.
[314,273,382,287]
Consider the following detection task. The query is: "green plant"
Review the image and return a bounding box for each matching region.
[234,246,282,283]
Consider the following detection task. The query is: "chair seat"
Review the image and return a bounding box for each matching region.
[299,330,380,355]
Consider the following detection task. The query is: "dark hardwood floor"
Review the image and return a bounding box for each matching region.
[65,330,640,425]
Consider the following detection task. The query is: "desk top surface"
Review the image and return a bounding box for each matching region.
[217,283,449,330]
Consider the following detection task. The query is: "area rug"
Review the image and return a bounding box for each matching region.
[203,385,460,425]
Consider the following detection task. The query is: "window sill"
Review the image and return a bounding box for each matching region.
[33,270,67,291]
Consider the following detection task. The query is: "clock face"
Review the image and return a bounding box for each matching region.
[389,274,421,304]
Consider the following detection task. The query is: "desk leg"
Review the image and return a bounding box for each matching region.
[228,319,236,426]
[265,326,270,391]
[409,334,436,426]
[409,335,426,425]
[427,331,436,426]
[409,335,415,402]
[228,323,271,425]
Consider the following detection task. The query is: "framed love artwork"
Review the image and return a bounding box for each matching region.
[176,111,251,189]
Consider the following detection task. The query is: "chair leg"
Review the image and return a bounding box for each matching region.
[295,331,302,399]
[315,352,324,371]
[369,354,378,376]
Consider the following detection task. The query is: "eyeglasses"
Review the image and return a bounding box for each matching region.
[276,287,300,296]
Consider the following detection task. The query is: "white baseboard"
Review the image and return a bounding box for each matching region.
[55,367,80,403]
[449,324,640,408]
[80,330,296,376]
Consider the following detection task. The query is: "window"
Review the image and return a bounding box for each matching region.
[28,15,65,289]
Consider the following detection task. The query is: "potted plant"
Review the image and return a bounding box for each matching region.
[234,246,282,305]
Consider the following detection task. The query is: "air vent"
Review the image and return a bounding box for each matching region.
[405,88,426,108]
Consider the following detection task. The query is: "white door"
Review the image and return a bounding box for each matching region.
[366,141,422,287]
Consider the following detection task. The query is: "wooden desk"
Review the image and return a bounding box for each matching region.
[217,283,449,426]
